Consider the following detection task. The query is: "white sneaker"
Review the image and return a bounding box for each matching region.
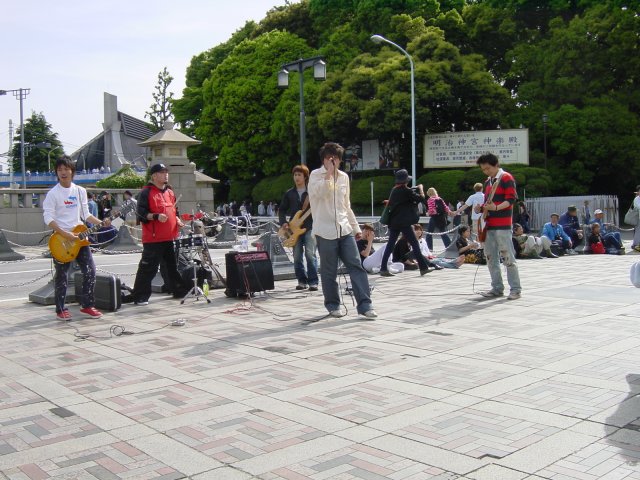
[329,309,345,318]
[360,309,378,320]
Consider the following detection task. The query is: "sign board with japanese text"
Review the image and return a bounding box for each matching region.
[423,129,529,168]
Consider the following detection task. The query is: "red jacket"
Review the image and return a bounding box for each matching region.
[137,183,180,243]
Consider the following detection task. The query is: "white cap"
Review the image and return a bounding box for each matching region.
[594,209,603,215]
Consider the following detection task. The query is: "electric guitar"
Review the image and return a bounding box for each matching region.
[278,209,312,248]
[477,172,502,243]
[49,200,135,263]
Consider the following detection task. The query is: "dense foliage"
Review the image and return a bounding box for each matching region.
[95,165,146,189]
[10,112,63,173]
[171,0,639,205]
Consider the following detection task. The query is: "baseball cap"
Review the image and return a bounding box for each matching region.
[594,209,603,215]
[150,163,168,175]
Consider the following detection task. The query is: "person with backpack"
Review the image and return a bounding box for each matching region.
[425,187,453,251]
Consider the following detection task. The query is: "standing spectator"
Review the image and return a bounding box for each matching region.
[267,201,274,217]
[559,205,583,254]
[131,164,186,305]
[632,185,640,252]
[98,191,113,220]
[476,153,522,300]
[43,156,106,320]
[87,192,99,226]
[455,183,485,238]
[308,142,377,319]
[123,190,138,234]
[426,187,452,251]
[513,201,531,233]
[257,201,266,216]
[378,169,430,277]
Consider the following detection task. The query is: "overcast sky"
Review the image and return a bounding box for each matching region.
[0,0,293,164]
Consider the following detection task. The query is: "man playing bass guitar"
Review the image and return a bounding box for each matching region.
[279,165,319,291]
[475,153,522,301]
[43,156,108,320]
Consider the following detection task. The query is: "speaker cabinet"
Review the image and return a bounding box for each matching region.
[225,251,274,297]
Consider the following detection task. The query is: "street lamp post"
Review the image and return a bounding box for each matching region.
[371,35,416,187]
[277,56,326,165]
[542,113,548,170]
[47,146,62,172]
[0,88,31,189]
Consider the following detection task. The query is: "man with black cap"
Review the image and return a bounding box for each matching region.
[378,169,430,277]
[559,205,583,254]
[131,163,185,305]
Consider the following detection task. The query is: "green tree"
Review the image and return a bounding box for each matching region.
[11,111,63,173]
[145,67,174,131]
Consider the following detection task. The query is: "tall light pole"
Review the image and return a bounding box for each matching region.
[371,34,416,187]
[0,88,31,188]
[277,56,326,165]
[542,113,548,170]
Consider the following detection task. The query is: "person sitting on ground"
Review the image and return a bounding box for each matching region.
[456,225,484,264]
[591,209,624,254]
[512,223,556,259]
[412,223,464,269]
[357,224,405,274]
[558,205,583,254]
[542,213,574,255]
[588,223,607,254]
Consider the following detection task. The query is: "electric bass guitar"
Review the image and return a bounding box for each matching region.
[278,209,312,248]
[48,200,135,263]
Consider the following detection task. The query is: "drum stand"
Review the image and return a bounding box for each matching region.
[180,245,211,304]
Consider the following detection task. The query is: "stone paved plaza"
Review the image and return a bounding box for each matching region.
[2,245,640,479]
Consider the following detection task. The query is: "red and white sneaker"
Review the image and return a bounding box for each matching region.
[56,309,72,320]
[80,307,103,318]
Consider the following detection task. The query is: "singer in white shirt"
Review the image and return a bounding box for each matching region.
[308,142,377,319]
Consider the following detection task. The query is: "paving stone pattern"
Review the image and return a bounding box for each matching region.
[2,251,640,478]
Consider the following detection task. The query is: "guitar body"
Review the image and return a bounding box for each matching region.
[49,224,91,263]
[278,209,312,248]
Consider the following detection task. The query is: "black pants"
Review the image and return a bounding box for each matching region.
[380,226,429,272]
[133,241,184,302]
[54,246,95,313]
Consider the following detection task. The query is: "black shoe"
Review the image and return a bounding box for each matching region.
[309,285,318,291]
[380,270,394,277]
[420,268,431,276]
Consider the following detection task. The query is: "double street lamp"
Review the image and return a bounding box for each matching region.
[277,56,326,165]
[371,35,416,187]
[0,88,31,189]
[34,142,62,172]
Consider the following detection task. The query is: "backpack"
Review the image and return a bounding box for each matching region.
[435,198,446,215]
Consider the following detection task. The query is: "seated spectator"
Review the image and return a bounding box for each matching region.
[456,225,485,264]
[357,223,404,274]
[512,223,556,259]
[588,223,607,254]
[559,205,584,253]
[542,213,575,255]
[591,208,624,254]
[412,224,464,269]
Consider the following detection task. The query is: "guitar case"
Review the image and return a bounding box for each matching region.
[74,272,122,312]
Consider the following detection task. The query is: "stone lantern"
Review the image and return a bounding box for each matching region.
[138,122,217,215]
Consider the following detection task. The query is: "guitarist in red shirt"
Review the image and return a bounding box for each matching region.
[279,165,319,291]
[475,153,522,300]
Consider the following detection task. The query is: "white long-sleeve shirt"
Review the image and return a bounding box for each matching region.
[43,183,91,231]
[308,165,360,240]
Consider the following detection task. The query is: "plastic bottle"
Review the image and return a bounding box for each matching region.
[202,279,209,296]
[241,237,249,252]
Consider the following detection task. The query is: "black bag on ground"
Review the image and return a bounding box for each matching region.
[74,272,122,311]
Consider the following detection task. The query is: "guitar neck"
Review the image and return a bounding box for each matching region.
[78,201,132,240]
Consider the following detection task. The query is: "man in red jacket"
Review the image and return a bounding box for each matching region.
[131,163,185,305]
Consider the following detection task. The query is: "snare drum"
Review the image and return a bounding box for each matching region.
[174,234,204,250]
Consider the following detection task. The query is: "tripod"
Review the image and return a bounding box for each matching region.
[180,235,211,304]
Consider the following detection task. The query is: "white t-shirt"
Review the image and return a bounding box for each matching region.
[43,183,91,231]
[465,191,486,221]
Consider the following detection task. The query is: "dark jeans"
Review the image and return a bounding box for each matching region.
[380,226,429,272]
[133,241,184,302]
[562,226,584,248]
[315,234,372,314]
[54,246,95,313]
[603,232,623,249]
[426,216,451,250]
